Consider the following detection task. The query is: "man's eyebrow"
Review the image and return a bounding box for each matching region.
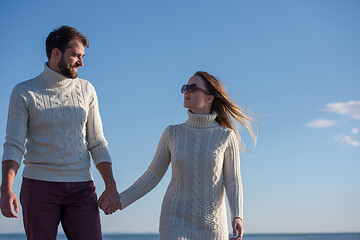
[73,52,85,57]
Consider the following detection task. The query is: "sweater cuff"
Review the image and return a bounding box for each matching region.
[90,145,111,165]
[119,191,133,210]
[2,145,23,165]
[228,189,243,220]
[231,206,243,220]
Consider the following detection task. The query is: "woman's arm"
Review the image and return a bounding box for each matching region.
[223,130,244,239]
[118,126,171,210]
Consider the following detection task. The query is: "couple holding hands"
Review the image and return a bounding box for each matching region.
[0,26,256,240]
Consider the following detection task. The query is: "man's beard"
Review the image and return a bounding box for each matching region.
[57,56,79,79]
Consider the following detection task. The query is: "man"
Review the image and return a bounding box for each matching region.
[0,26,120,240]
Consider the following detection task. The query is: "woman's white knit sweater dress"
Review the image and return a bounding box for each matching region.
[120,111,243,240]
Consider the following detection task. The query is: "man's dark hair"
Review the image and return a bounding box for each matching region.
[45,25,89,60]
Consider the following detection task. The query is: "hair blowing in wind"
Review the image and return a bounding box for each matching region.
[195,71,257,152]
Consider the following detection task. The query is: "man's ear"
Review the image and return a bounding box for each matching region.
[51,48,62,61]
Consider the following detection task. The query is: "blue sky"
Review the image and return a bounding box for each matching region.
[0,0,359,234]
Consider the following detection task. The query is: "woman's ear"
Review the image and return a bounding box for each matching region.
[206,94,214,104]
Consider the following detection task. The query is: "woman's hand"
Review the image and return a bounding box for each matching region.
[98,194,121,215]
[230,217,243,240]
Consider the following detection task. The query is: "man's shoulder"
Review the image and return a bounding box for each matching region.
[13,76,41,92]
[76,77,94,88]
[76,77,90,83]
[74,78,99,98]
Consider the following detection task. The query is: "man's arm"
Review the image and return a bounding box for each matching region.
[0,160,20,218]
[96,162,120,215]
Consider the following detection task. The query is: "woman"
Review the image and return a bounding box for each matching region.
[101,71,256,240]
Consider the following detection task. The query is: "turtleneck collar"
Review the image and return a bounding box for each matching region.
[39,63,74,88]
[185,110,219,129]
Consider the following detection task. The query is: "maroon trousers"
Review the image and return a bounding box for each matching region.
[20,178,102,240]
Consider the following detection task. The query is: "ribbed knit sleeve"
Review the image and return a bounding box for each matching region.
[119,126,171,209]
[86,83,111,165]
[2,84,29,165]
[223,130,243,220]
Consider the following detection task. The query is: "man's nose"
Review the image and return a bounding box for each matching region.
[78,57,84,67]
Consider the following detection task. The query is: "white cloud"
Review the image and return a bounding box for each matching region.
[307,101,360,147]
[305,119,338,128]
[334,134,360,147]
[322,100,360,119]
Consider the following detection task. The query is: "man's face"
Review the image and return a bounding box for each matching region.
[57,40,85,79]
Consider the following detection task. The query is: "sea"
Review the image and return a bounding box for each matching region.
[0,233,359,240]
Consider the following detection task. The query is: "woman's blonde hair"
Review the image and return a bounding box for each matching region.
[194,71,257,151]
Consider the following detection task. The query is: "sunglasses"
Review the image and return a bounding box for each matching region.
[181,84,210,94]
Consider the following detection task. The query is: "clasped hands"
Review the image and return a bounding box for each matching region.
[97,188,121,215]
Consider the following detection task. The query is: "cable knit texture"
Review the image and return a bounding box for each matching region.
[2,63,111,182]
[120,111,243,240]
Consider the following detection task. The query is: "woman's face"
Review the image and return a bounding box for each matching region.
[183,75,213,114]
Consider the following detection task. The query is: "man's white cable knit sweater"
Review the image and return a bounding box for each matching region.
[2,64,111,182]
[120,111,243,240]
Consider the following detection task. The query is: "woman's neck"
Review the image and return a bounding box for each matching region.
[188,107,212,115]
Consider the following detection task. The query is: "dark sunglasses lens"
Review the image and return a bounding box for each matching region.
[188,84,197,92]
[181,85,187,93]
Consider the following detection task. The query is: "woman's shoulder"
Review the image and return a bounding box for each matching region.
[211,125,234,138]
[165,123,184,133]
[218,125,233,133]
[167,122,184,128]
[214,126,238,147]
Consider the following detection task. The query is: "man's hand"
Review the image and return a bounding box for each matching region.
[96,162,120,215]
[1,160,20,218]
[98,189,120,215]
[0,189,19,218]
[230,217,244,240]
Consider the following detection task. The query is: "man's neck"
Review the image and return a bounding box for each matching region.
[47,61,62,75]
